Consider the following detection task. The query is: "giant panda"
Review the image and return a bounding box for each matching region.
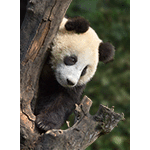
[34,17,115,132]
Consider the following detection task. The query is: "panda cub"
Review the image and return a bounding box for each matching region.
[34,17,115,132]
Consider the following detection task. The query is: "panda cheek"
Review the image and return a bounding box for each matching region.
[55,68,65,85]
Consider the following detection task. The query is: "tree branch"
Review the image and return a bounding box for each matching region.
[20,0,124,149]
[35,96,124,150]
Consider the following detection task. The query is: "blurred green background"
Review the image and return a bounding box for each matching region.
[66,0,130,149]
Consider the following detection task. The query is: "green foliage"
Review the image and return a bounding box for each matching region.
[66,0,130,149]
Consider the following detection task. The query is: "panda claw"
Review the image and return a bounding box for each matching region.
[39,124,43,128]
[35,111,63,132]
[35,115,52,131]
[37,121,41,125]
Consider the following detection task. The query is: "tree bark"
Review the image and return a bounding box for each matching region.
[20,0,73,149]
[20,0,124,149]
[35,96,124,150]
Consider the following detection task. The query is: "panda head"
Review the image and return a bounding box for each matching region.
[50,17,115,88]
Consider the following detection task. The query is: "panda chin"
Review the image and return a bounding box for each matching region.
[59,81,77,88]
[56,76,77,88]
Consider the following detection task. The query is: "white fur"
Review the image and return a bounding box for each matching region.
[50,18,103,87]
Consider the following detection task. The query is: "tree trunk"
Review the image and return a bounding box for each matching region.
[20,0,124,149]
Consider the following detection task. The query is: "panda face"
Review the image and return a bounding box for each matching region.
[54,55,89,87]
[49,17,115,87]
[50,18,102,88]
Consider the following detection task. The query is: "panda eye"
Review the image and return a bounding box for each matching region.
[64,55,77,66]
[81,65,88,76]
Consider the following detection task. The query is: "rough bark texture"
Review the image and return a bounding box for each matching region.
[20,0,124,149]
[35,96,124,150]
[20,0,73,149]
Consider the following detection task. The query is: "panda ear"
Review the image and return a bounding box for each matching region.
[65,17,90,33]
[99,42,115,64]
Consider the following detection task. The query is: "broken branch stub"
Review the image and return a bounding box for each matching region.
[35,96,124,150]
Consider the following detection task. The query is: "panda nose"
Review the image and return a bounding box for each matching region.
[67,79,75,86]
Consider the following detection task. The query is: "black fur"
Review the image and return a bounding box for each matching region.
[99,42,115,63]
[34,62,85,132]
[64,55,77,66]
[65,17,90,33]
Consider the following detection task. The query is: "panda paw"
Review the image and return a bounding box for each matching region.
[35,113,57,132]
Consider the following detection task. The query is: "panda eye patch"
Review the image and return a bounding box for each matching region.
[64,55,77,66]
[81,65,88,76]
